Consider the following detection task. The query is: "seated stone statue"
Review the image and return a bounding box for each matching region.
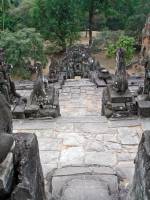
[30,62,47,105]
[113,48,128,94]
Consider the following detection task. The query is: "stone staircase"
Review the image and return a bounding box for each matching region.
[13,78,143,199]
[59,78,102,117]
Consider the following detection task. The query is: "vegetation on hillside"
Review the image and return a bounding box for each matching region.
[0,0,149,77]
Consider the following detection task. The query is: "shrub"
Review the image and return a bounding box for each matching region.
[107,35,135,61]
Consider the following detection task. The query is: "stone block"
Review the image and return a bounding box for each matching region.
[85,152,117,166]
[108,86,133,103]
[118,127,139,145]
[59,147,84,167]
[138,100,150,117]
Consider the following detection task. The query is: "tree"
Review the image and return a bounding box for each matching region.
[32,0,81,50]
[80,0,110,46]
[0,0,22,30]
[8,0,35,30]
[0,28,46,78]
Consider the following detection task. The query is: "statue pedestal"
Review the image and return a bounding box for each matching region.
[137,100,150,117]
[108,86,133,103]
[102,85,137,118]
[0,152,14,198]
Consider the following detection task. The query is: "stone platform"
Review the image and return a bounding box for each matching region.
[13,79,146,199]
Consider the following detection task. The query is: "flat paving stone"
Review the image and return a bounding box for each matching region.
[74,122,108,134]
[104,134,118,142]
[56,116,106,123]
[13,119,56,130]
[40,151,60,164]
[85,152,117,167]
[108,118,141,128]
[38,138,62,151]
[61,133,85,147]
[141,118,150,130]
[117,152,136,162]
[35,129,55,138]
[104,142,122,151]
[59,147,85,167]
[85,140,104,151]
[55,122,74,133]
[116,161,135,184]
[118,127,140,145]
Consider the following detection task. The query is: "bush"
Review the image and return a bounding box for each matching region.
[107,35,135,61]
[0,28,47,79]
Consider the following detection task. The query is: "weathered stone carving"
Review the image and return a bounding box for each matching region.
[0,87,45,200]
[23,62,60,118]
[128,131,150,200]
[48,45,111,87]
[102,48,136,118]
[12,133,46,200]
[113,48,128,94]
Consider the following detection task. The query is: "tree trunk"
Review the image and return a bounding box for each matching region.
[89,0,94,46]
[2,0,5,31]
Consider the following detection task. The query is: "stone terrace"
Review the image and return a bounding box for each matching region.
[13,79,147,192]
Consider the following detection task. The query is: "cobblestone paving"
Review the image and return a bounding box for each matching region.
[13,79,144,187]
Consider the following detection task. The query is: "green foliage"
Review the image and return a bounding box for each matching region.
[32,0,81,50]
[107,35,135,61]
[0,0,22,30]
[91,30,123,53]
[0,28,46,78]
[125,14,146,39]
[12,65,31,79]
[8,0,35,29]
